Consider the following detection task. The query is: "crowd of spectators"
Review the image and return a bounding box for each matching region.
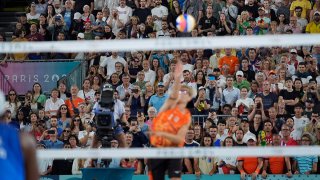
[1,0,320,178]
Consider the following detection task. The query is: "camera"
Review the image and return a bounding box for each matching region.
[94,84,115,148]
[47,130,55,134]
[132,89,138,93]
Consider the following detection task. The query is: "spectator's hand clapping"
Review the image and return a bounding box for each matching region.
[261,170,267,179]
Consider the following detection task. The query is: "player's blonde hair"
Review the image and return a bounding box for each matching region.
[180,85,193,97]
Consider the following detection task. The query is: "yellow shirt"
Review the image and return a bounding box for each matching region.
[305,22,320,33]
[290,0,312,19]
[12,38,29,60]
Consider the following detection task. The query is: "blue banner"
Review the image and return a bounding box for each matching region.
[0,61,81,94]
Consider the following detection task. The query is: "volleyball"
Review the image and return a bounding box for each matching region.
[176,14,196,32]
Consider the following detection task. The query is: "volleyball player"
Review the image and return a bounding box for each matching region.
[149,58,193,180]
[0,91,39,180]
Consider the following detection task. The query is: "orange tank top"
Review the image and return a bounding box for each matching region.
[150,107,191,147]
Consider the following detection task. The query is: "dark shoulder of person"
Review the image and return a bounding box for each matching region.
[51,159,74,175]
[235,142,247,146]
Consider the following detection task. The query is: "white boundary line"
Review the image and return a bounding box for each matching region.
[1,34,320,53]
[37,146,320,159]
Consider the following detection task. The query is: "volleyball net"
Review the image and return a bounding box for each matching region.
[1,34,320,160]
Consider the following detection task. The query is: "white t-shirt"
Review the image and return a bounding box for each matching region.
[77,89,96,103]
[44,98,65,116]
[78,131,95,147]
[291,116,310,140]
[151,5,168,31]
[183,63,194,72]
[117,6,132,25]
[235,97,254,113]
[100,55,127,77]
[142,69,156,86]
[26,13,40,20]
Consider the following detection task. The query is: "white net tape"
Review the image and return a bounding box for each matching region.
[37,146,320,159]
[1,34,320,53]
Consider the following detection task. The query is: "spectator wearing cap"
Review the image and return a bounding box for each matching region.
[148,82,168,112]
[193,86,211,115]
[256,7,270,35]
[70,12,84,40]
[290,0,311,20]
[293,134,318,174]
[239,58,256,82]
[234,71,250,90]
[237,135,263,180]
[279,77,300,114]
[218,48,239,75]
[291,103,310,141]
[306,11,320,33]
[292,62,312,85]
[47,14,68,41]
[304,111,319,136]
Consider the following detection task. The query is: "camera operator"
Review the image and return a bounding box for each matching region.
[91,85,127,149]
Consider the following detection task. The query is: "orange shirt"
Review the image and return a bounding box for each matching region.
[65,97,85,117]
[237,157,259,174]
[218,55,239,75]
[150,107,191,147]
[266,157,285,174]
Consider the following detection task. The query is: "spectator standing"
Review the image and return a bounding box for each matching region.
[133,0,152,24]
[77,79,96,104]
[306,11,320,33]
[100,51,127,77]
[39,127,64,149]
[148,82,168,112]
[151,0,169,31]
[27,2,41,24]
[117,0,133,26]
[221,76,240,107]
[290,0,311,20]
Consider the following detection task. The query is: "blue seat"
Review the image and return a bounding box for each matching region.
[81,168,135,180]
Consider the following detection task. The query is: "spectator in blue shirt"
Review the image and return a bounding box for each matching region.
[40,127,64,149]
[149,82,168,112]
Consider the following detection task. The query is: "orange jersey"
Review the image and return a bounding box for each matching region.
[150,107,191,147]
[218,55,239,75]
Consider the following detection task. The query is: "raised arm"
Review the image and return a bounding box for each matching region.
[159,59,183,113]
